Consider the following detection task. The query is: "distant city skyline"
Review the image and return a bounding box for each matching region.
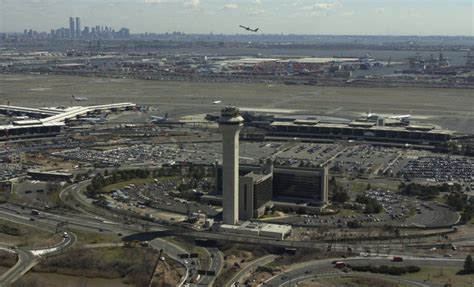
[0,0,472,36]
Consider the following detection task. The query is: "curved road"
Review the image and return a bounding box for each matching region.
[0,232,77,286]
[265,255,464,287]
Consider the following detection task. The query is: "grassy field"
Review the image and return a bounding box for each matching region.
[32,246,158,287]
[12,273,131,287]
[401,266,474,286]
[259,211,287,220]
[0,250,17,268]
[0,219,62,248]
[71,229,122,245]
[301,275,401,287]
[338,208,361,217]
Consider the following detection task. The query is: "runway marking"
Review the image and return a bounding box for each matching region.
[325,106,344,115]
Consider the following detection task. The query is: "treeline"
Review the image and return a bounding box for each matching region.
[445,192,474,223]
[87,169,152,194]
[355,195,383,214]
[350,264,421,276]
[434,141,474,157]
[398,182,463,200]
[86,165,214,196]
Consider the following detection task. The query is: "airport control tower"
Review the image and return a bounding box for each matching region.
[218,106,244,225]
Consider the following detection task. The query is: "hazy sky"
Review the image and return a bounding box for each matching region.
[0,0,473,36]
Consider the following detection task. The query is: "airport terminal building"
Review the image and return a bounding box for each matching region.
[267,120,454,144]
[211,160,329,220]
[0,103,136,141]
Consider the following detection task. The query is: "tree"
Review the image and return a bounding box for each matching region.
[446,192,468,211]
[464,255,474,273]
[365,198,382,214]
[355,194,367,204]
[332,190,349,203]
[347,220,361,228]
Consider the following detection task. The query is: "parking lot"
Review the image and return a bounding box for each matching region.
[51,141,278,167]
[331,145,400,176]
[399,156,473,183]
[267,189,459,229]
[105,177,220,221]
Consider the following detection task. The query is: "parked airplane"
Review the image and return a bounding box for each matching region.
[79,117,107,124]
[366,110,411,120]
[72,95,88,101]
[239,25,259,32]
[212,100,222,104]
[151,113,170,123]
[389,114,411,120]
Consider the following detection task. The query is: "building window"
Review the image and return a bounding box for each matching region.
[244,184,247,211]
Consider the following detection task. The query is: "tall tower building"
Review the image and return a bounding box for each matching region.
[218,106,244,225]
[75,17,81,38]
[69,17,75,38]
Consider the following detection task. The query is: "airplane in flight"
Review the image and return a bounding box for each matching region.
[239,25,259,32]
[72,95,88,101]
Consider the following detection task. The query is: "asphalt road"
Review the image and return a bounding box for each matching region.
[226,254,278,287]
[198,247,224,286]
[0,245,37,286]
[265,256,465,287]
[0,226,77,286]
[150,238,190,286]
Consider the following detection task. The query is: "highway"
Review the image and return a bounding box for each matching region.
[0,228,77,286]
[264,255,464,287]
[226,254,278,287]
[1,178,468,286]
[150,238,190,286]
[0,245,38,286]
[198,247,224,286]
[0,203,138,235]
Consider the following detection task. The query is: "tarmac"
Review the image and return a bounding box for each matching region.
[0,74,473,133]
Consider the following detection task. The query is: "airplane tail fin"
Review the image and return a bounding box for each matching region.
[255,28,259,32]
[164,113,168,119]
[72,95,75,99]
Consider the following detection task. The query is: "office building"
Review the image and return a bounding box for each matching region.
[210,161,329,220]
[69,17,75,38]
[75,17,81,38]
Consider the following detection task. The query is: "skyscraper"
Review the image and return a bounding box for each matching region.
[218,106,244,225]
[75,17,81,38]
[69,17,75,38]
